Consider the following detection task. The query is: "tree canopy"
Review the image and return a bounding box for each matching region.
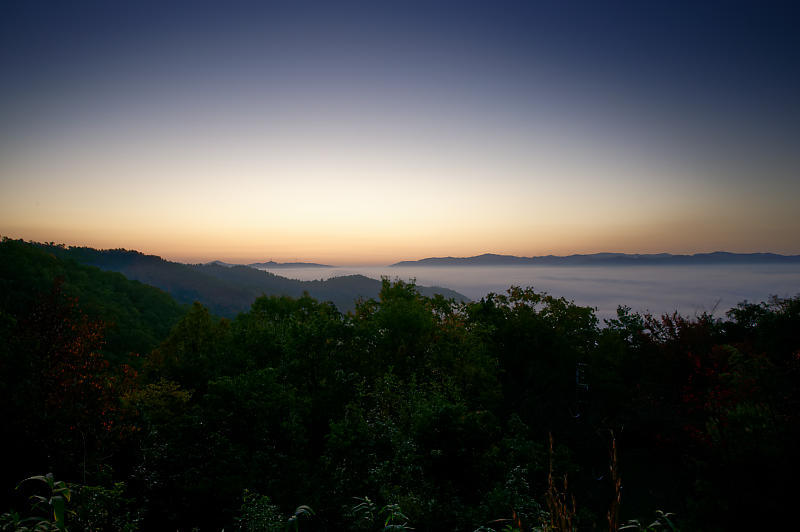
[2,239,798,530]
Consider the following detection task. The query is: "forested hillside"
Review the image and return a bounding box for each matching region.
[2,237,798,530]
[33,242,466,316]
[0,239,186,357]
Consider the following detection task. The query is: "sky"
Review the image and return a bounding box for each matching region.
[1,0,798,265]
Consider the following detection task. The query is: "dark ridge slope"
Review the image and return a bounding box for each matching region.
[1,238,186,356]
[33,243,467,317]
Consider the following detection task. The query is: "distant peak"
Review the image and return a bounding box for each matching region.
[389,251,800,267]
[204,260,239,268]
[248,260,334,269]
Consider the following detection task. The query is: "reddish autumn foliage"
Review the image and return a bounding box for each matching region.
[17,280,141,466]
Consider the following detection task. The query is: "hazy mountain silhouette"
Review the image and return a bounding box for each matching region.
[248,260,334,268]
[203,260,238,268]
[391,252,800,267]
[33,243,466,316]
[205,260,334,269]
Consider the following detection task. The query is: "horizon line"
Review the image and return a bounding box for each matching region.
[6,236,800,267]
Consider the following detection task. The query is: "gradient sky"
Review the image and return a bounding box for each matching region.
[1,1,798,264]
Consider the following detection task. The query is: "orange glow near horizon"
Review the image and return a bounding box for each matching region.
[3,114,799,265]
[2,2,800,267]
[3,209,798,266]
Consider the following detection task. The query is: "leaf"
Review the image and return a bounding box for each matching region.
[52,496,66,530]
[17,475,48,490]
[294,505,315,516]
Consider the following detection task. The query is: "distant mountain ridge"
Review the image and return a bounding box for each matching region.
[31,243,466,317]
[204,260,334,269]
[391,251,800,267]
[248,260,334,269]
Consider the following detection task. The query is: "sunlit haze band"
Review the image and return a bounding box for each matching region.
[1,2,798,264]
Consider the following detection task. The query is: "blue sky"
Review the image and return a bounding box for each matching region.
[1,1,798,263]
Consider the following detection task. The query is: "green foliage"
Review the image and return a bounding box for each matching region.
[1,475,140,532]
[146,302,233,391]
[235,491,316,532]
[287,506,315,531]
[620,510,679,531]
[2,242,798,530]
[125,379,192,426]
[380,503,413,531]
[70,482,140,531]
[1,474,72,532]
[0,238,186,357]
[236,491,284,532]
[349,498,413,531]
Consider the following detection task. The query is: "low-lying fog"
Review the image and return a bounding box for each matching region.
[255,264,800,320]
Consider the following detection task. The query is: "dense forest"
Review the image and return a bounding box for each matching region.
[1,238,798,530]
